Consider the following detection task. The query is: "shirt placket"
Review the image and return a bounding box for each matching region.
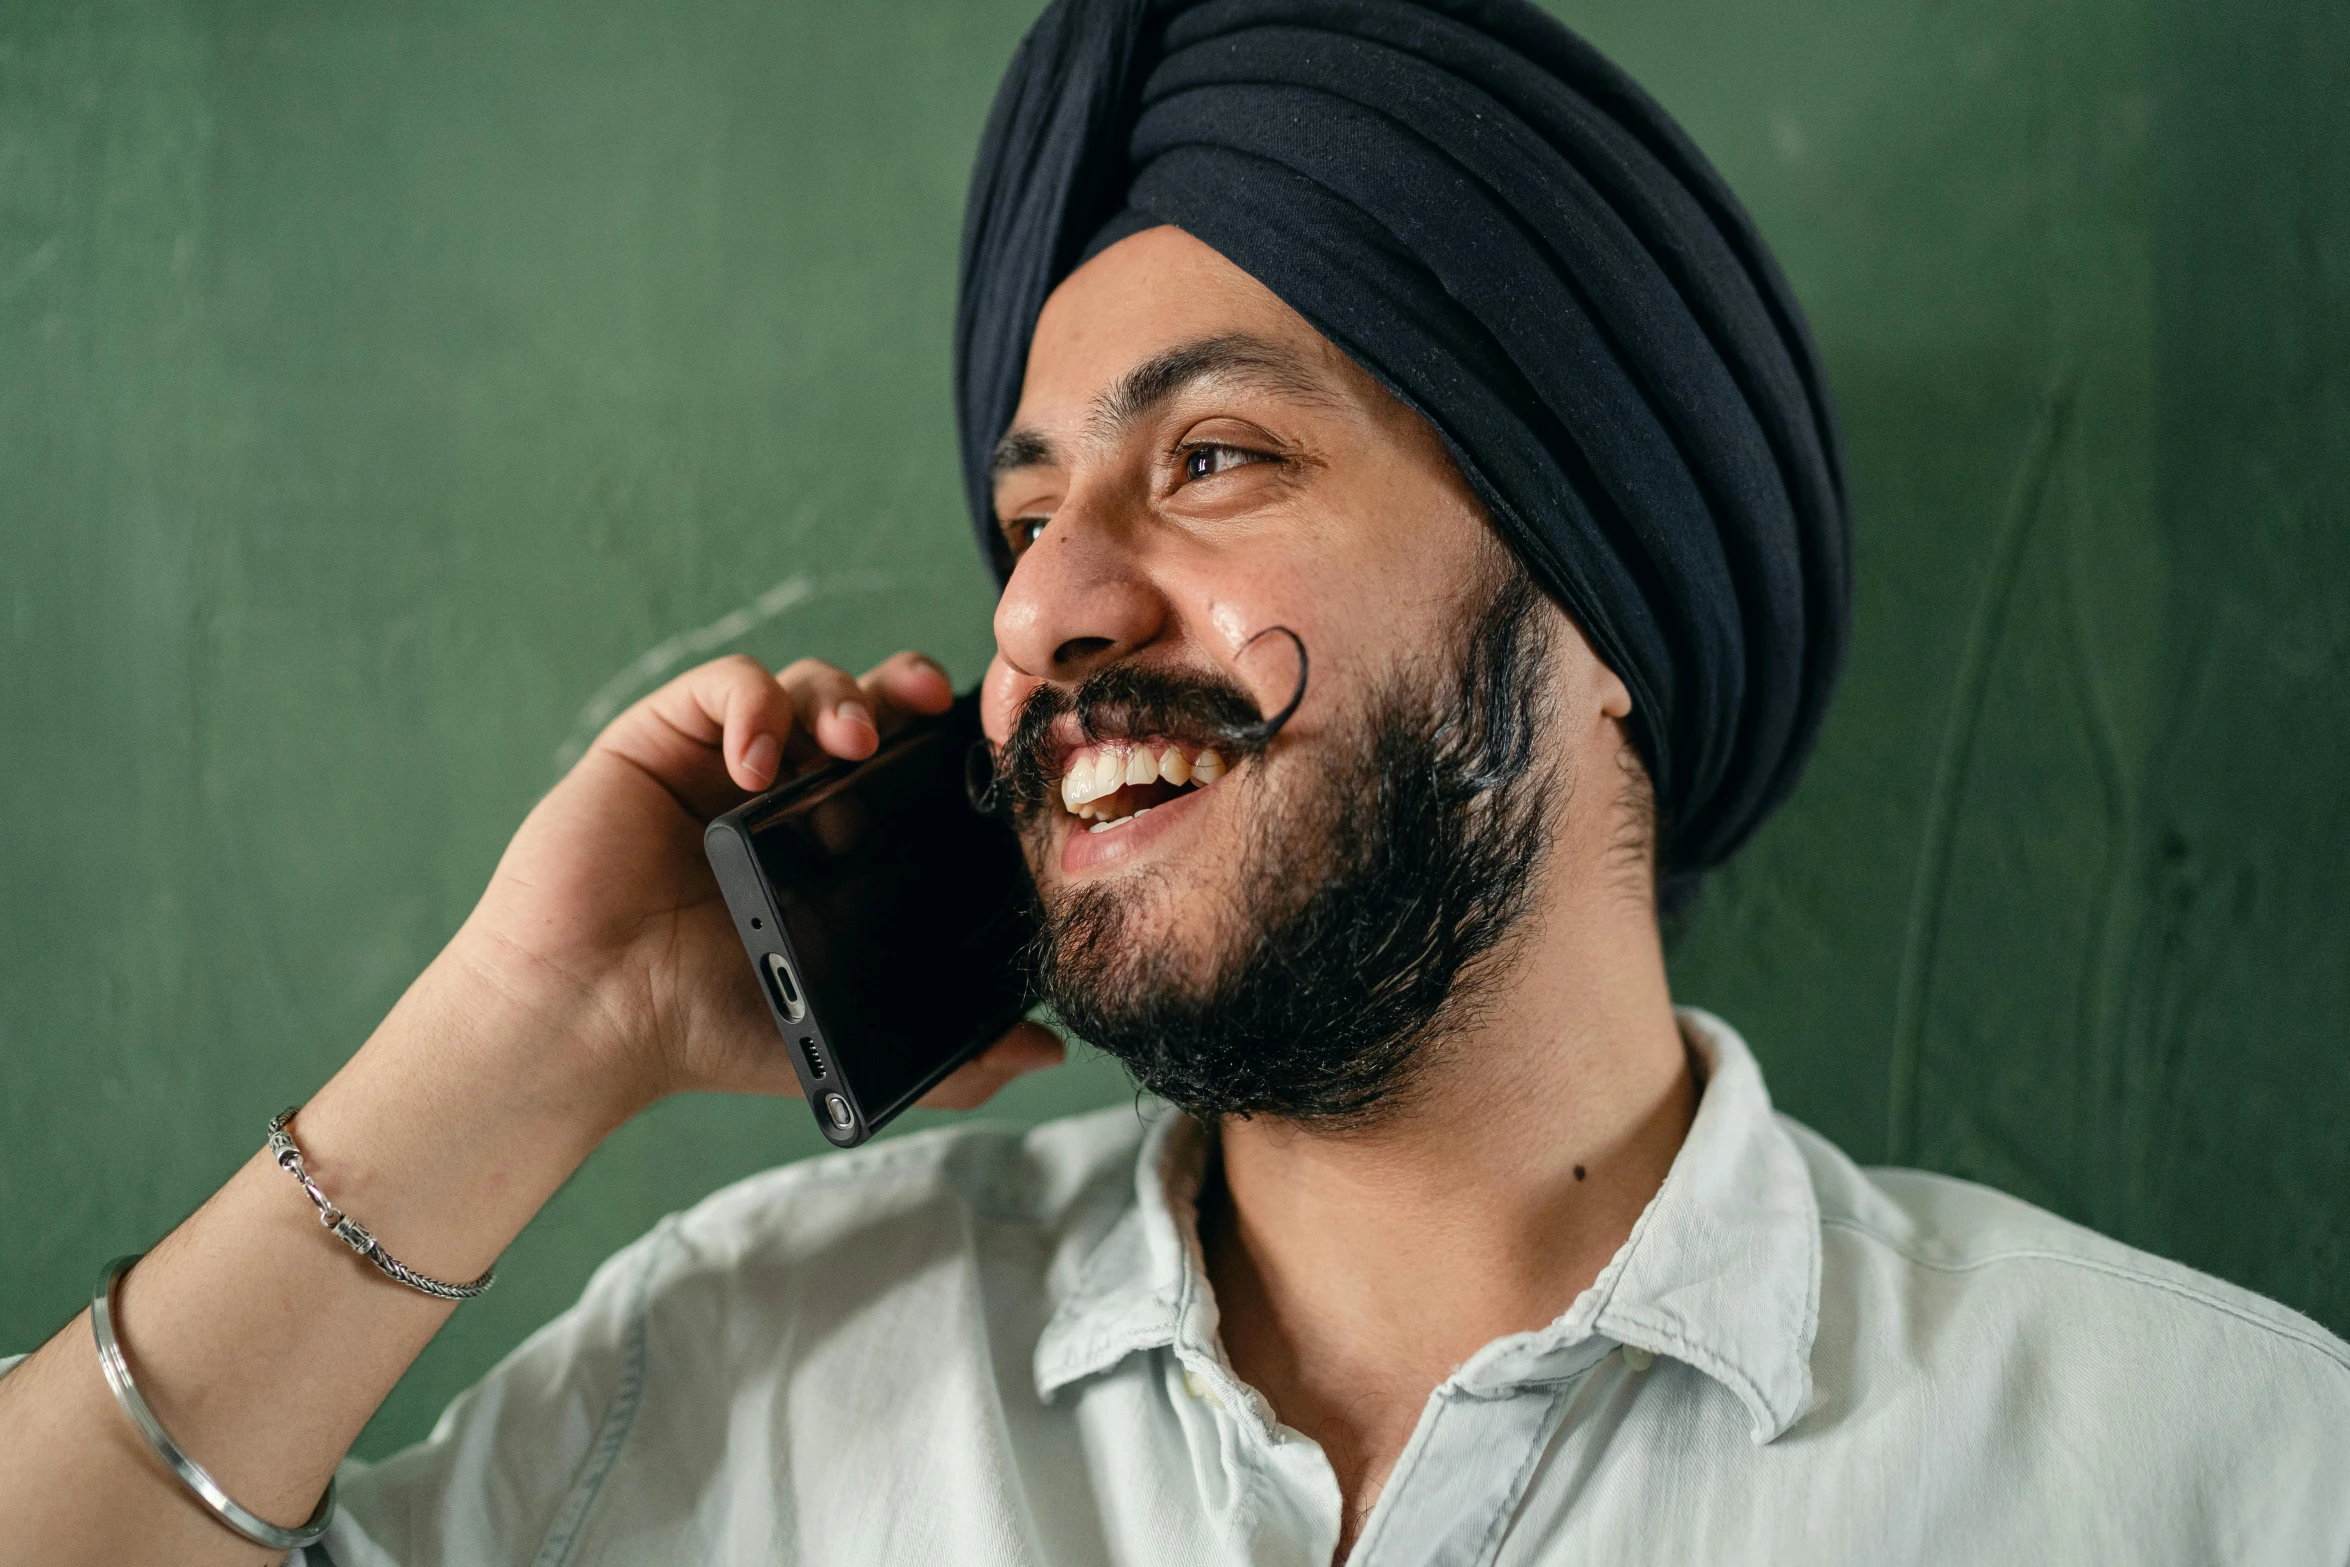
[1166,1347,1347,1566]
[1342,1339,1612,1567]
[1163,1341,1610,1567]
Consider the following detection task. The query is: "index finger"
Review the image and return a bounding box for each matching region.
[590,653,798,820]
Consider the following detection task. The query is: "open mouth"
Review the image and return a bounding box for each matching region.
[1058,739,1229,834]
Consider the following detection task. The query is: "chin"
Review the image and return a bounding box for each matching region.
[1038,869,1215,995]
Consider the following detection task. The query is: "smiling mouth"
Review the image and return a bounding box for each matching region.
[1058,739,1229,834]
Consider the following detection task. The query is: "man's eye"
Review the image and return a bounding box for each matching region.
[1006,516,1049,553]
[1181,443,1269,483]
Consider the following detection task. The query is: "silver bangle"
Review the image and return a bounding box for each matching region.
[268,1107,496,1301]
[91,1253,337,1551]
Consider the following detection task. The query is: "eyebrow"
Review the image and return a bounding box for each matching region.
[987,333,1337,482]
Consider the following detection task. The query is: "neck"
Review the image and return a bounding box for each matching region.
[1200,854,1694,1548]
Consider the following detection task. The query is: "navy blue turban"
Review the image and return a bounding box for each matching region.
[955,0,1851,884]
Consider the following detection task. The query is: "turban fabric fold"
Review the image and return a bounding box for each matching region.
[956,0,1852,884]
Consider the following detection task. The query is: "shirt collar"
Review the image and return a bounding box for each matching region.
[1033,1007,1821,1444]
[1033,1098,1228,1406]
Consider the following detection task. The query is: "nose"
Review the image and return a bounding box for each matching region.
[991,504,1165,684]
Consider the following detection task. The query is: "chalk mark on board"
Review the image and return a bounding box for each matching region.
[552,571,892,773]
[1887,375,2071,1164]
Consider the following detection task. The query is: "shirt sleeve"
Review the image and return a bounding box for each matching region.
[301,1216,681,1567]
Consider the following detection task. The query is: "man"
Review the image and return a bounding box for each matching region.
[2,0,2345,1561]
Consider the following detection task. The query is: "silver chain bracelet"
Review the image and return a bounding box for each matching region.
[92,1253,337,1550]
[268,1106,496,1301]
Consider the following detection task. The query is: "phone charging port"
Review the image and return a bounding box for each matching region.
[764,952,807,1023]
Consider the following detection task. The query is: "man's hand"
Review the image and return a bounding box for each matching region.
[451,649,1063,1129]
[0,648,1066,1567]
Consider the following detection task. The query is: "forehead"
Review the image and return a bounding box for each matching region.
[1012,225,1378,429]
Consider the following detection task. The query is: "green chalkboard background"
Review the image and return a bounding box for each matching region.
[3,0,2343,1459]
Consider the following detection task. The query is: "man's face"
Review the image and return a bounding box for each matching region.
[985,226,1494,888]
[980,227,1620,1118]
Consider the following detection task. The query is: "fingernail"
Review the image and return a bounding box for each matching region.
[836,700,874,732]
[742,732,780,783]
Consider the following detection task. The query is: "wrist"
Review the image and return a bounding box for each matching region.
[432,923,664,1135]
[282,937,651,1286]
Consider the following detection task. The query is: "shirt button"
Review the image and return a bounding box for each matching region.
[1622,1345,1655,1372]
[1181,1368,1226,1410]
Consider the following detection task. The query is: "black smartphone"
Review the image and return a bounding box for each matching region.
[703,690,1036,1147]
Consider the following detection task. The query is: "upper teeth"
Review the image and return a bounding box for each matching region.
[1058,741,1226,815]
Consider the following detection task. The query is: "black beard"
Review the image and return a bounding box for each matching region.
[1023,567,1557,1127]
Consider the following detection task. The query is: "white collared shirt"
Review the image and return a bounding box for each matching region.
[108,1013,2350,1561]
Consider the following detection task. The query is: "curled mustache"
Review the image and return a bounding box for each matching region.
[965,627,1308,818]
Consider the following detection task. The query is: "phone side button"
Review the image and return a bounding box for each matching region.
[822,1093,855,1132]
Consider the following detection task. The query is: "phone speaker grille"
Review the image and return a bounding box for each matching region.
[801,1039,828,1080]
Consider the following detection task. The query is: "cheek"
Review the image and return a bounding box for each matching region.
[1199,600,1327,732]
[1189,564,1393,724]
[1164,548,1326,706]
